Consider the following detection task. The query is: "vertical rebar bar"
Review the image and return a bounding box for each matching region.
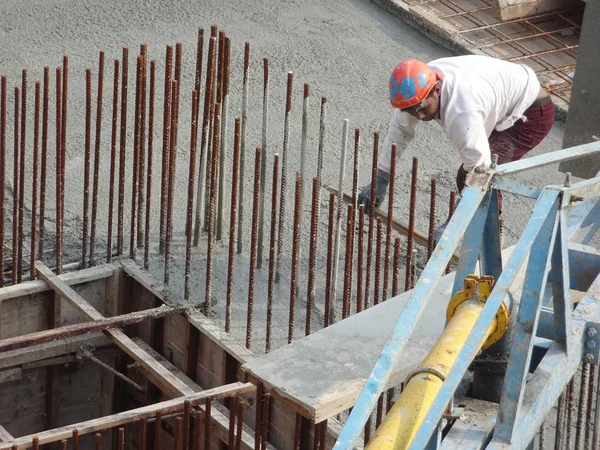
[235,401,244,450]
[90,51,105,266]
[316,97,326,185]
[356,205,365,313]
[246,146,261,349]
[32,437,39,450]
[194,37,216,247]
[107,60,119,263]
[117,47,128,256]
[393,237,401,297]
[566,376,575,449]
[575,364,590,450]
[293,414,301,450]
[193,407,201,450]
[39,69,49,263]
[257,57,269,266]
[266,154,280,353]
[204,399,212,450]
[30,81,40,279]
[155,411,162,450]
[17,70,27,283]
[60,57,68,270]
[405,157,418,291]
[288,172,302,344]
[54,69,62,274]
[164,79,180,286]
[364,132,379,308]
[225,117,241,332]
[205,101,221,315]
[95,433,102,450]
[331,119,349,322]
[61,440,67,450]
[376,395,384,427]
[137,45,148,250]
[364,415,372,445]
[275,71,293,283]
[72,429,79,450]
[555,391,566,450]
[319,419,327,450]
[306,177,320,336]
[182,401,191,450]
[130,56,143,260]
[260,394,271,450]
[117,427,124,450]
[144,60,156,270]
[174,416,183,450]
[139,417,147,450]
[294,83,310,284]
[382,143,397,300]
[82,68,92,268]
[342,203,355,319]
[374,218,382,305]
[324,191,335,328]
[160,45,173,254]
[445,191,457,274]
[217,36,231,243]
[237,42,250,255]
[585,365,596,449]
[216,31,224,105]
[386,388,395,413]
[255,383,264,450]
[0,76,5,287]
[194,28,204,122]
[184,90,200,300]
[427,176,437,261]
[12,86,20,284]
[351,128,361,207]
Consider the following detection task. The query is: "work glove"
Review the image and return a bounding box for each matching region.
[357,169,390,211]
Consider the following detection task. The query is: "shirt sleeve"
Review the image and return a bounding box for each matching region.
[377,109,419,174]
[445,111,491,171]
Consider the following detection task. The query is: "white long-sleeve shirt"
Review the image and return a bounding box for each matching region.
[378,55,541,173]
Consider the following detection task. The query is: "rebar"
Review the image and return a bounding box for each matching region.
[54,69,62,274]
[427,177,437,261]
[107,59,120,263]
[194,28,204,120]
[575,364,590,449]
[324,191,335,328]
[376,394,384,427]
[137,45,148,250]
[90,51,105,266]
[194,37,216,247]
[295,83,310,284]
[155,410,162,450]
[130,55,143,260]
[374,218,382,305]
[38,68,49,262]
[0,76,5,287]
[95,432,102,450]
[183,401,191,450]
[255,383,264,450]
[204,399,212,450]
[275,71,293,283]
[405,156,418,291]
[117,427,124,450]
[217,36,231,242]
[382,143,397,300]
[236,401,244,450]
[139,417,147,450]
[306,177,320,336]
[30,82,40,279]
[61,440,67,450]
[60,56,68,268]
[194,407,201,450]
[356,205,365,313]
[365,415,372,444]
[144,60,156,270]
[266,154,280,353]
[228,399,236,450]
[555,392,566,450]
[32,437,39,450]
[117,47,128,256]
[160,45,173,254]
[246,147,262,349]
[585,365,596,448]
[184,90,200,300]
[257,56,270,265]
[566,376,575,449]
[164,79,180,286]
[237,42,250,255]
[293,413,301,450]
[364,132,379,308]
[331,119,349,322]
[288,172,302,344]
[18,70,27,283]
[216,31,225,104]
[393,237,401,297]
[445,191,456,274]
[261,394,271,450]
[317,97,327,186]
[82,68,92,268]
[205,102,222,315]
[175,416,183,450]
[12,86,20,284]
[342,203,355,319]
[226,117,241,332]
[319,419,327,449]
[72,429,79,450]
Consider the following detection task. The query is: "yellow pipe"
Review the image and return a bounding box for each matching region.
[366,276,507,450]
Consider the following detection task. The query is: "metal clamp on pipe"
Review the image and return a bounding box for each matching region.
[367,274,509,450]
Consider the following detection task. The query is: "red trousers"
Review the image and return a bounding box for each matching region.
[456,97,555,211]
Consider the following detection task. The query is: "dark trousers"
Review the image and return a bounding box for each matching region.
[456,97,555,211]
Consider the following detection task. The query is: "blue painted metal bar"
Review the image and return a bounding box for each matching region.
[480,189,503,281]
[537,306,558,341]
[491,176,542,199]
[494,199,559,443]
[567,242,600,291]
[551,208,571,350]
[496,141,600,176]
[332,186,487,450]
[566,197,600,244]
[407,187,561,450]
[561,175,600,206]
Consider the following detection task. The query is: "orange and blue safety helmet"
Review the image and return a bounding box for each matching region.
[389,59,443,110]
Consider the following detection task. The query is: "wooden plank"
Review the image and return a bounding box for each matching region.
[0,368,21,384]
[0,425,14,442]
[325,186,461,264]
[0,382,254,449]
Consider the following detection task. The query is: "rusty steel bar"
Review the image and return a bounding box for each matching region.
[585,365,596,448]
[365,415,372,444]
[376,394,384,427]
[393,237,401,296]
[306,177,320,336]
[445,191,457,275]
[575,364,590,449]
[225,117,241,332]
[193,407,201,450]
[386,387,395,413]
[342,203,355,319]
[205,102,222,315]
[95,433,102,450]
[174,416,183,450]
[257,57,269,265]
[317,97,327,185]
[194,28,204,120]
[319,419,327,449]
[427,177,437,260]
[82,68,92,269]
[54,69,62,274]
[324,191,335,328]
[32,437,39,450]
[260,394,271,450]
[294,83,310,285]
[117,427,124,450]
[182,401,191,450]
[266,154,280,353]
[144,60,156,270]
[155,410,162,450]
[17,70,27,283]
[228,399,236,450]
[60,57,68,270]
[293,414,301,450]
[237,42,250,255]
[364,132,379,308]
[184,90,200,300]
[275,71,293,283]
[374,218,382,305]
[61,440,67,450]
[30,82,40,279]
[255,383,264,450]
[217,36,231,242]
[247,147,262,349]
[38,68,49,264]
[566,376,575,449]
[405,156,418,291]
[90,51,105,266]
[72,430,79,450]
[12,86,20,284]
[0,76,5,287]
[555,392,566,449]
[204,399,212,450]
[164,79,180,286]
[216,31,224,105]
[107,59,120,263]
[137,45,148,250]
[117,47,128,256]
[313,422,320,450]
[382,143,397,300]
[235,401,244,450]
[351,128,361,207]
[160,45,173,254]
[356,205,365,313]
[139,417,147,450]
[130,55,143,260]
[288,172,302,344]
[194,37,216,247]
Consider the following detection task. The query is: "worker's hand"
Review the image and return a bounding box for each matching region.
[358,169,390,211]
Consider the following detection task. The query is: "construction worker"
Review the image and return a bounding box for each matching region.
[358,55,554,234]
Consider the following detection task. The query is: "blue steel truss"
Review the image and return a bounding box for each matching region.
[334,141,600,450]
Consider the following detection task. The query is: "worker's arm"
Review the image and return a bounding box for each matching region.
[377,109,419,175]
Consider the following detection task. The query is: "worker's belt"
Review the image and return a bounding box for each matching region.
[529,95,551,108]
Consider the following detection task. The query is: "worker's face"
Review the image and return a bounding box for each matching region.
[402,85,440,121]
